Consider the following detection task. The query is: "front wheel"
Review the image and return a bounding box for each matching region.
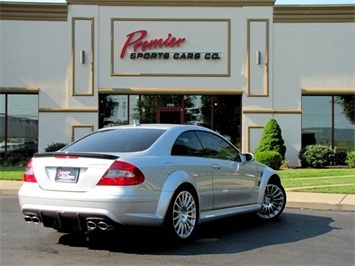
[257,182,286,220]
[164,189,198,241]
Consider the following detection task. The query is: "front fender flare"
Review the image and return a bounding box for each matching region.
[258,167,281,203]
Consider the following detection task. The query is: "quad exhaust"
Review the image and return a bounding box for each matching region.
[23,214,115,231]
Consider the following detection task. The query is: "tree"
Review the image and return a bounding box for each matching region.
[335,95,355,124]
[254,118,286,159]
[135,95,157,123]
[99,95,119,128]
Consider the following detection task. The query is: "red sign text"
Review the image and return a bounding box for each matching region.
[120,30,186,58]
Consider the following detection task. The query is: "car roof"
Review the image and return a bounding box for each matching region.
[97,123,212,132]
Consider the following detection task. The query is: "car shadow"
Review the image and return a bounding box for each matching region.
[57,209,337,254]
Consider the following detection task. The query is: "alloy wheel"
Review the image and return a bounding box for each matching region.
[172,190,197,239]
[257,183,286,220]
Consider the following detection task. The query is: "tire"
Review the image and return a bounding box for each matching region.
[164,188,198,241]
[257,182,286,220]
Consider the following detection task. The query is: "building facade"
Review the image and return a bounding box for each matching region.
[0,0,354,166]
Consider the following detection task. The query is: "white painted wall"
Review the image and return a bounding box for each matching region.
[273,23,355,95]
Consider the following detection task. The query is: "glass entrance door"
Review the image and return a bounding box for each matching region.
[157,95,184,124]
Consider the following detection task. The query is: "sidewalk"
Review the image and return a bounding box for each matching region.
[1,180,354,211]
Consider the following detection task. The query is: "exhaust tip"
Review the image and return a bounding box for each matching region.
[86,220,97,230]
[97,221,109,230]
[31,216,40,224]
[24,216,32,223]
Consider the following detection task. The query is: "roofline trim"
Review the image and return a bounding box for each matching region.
[66,0,275,7]
[98,87,244,95]
[274,5,355,23]
[0,2,68,21]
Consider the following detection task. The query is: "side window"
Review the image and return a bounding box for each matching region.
[171,131,203,156]
[195,131,241,161]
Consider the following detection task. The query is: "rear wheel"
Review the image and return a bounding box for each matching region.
[257,182,286,220]
[165,188,197,241]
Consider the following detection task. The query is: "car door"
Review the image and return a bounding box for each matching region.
[171,131,214,212]
[195,131,260,209]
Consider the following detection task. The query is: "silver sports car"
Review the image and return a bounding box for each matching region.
[18,124,286,241]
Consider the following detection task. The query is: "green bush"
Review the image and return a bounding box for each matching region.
[45,142,67,152]
[255,151,282,170]
[254,118,286,159]
[1,156,30,167]
[335,150,347,165]
[345,151,355,167]
[298,145,335,168]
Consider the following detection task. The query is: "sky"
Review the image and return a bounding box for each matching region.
[0,0,354,4]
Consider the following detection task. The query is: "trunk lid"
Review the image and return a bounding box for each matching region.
[31,152,118,192]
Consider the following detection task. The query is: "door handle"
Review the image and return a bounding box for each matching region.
[212,164,221,170]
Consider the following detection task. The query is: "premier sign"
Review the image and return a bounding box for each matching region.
[120,30,221,61]
[111,19,230,76]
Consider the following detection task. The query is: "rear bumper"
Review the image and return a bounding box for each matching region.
[19,183,163,231]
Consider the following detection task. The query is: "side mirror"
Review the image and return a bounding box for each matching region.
[243,153,255,162]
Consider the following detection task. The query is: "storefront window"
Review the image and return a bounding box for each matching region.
[0,95,5,142]
[135,95,157,123]
[184,95,204,126]
[0,94,38,164]
[302,95,355,152]
[334,96,355,151]
[129,95,139,124]
[211,95,241,147]
[99,94,242,148]
[99,95,129,128]
[185,95,241,147]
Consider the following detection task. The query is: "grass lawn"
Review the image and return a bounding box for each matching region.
[277,168,355,194]
[1,166,354,194]
[292,186,355,194]
[276,168,355,179]
[0,166,25,181]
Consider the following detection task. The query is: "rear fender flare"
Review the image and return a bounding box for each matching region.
[155,170,198,220]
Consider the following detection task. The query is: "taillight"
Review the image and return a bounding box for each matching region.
[23,159,37,183]
[97,161,145,186]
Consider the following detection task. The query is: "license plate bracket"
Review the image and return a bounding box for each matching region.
[55,167,80,183]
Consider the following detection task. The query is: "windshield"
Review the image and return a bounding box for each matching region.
[63,128,166,153]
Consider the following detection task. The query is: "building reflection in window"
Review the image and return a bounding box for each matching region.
[302,95,355,152]
[0,94,38,164]
[99,94,241,148]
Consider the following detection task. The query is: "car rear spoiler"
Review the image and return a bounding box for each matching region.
[33,152,119,160]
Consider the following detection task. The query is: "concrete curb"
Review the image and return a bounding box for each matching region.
[286,192,355,211]
[0,181,23,196]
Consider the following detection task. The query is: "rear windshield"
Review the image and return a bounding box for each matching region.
[63,128,165,153]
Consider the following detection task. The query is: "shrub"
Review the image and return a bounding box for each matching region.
[255,151,282,170]
[45,142,67,152]
[346,151,355,167]
[1,156,29,167]
[298,145,335,168]
[334,150,347,165]
[254,118,286,159]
